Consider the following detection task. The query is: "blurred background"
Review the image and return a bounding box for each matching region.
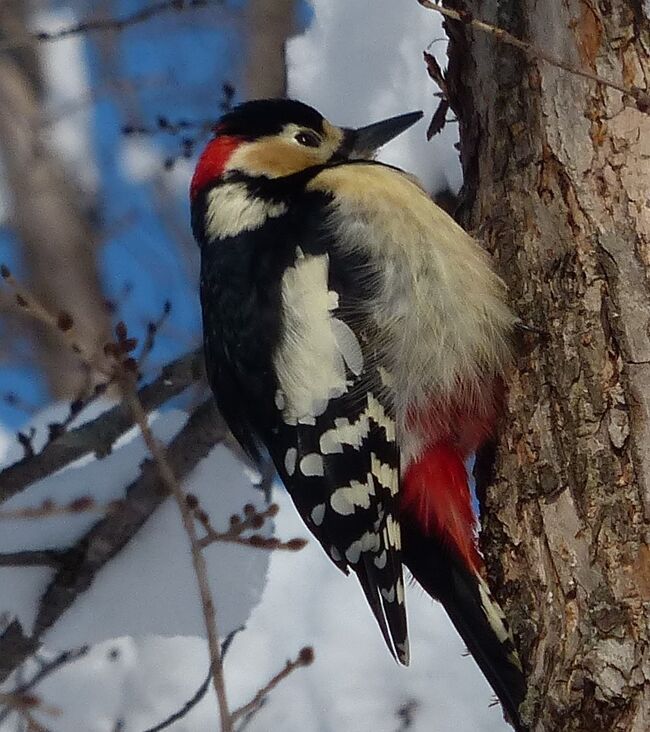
[0,2,508,731]
[0,0,460,428]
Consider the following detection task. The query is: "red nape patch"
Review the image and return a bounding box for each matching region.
[402,443,482,574]
[190,135,241,200]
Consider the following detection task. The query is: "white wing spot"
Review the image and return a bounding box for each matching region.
[300,453,324,477]
[384,514,401,550]
[275,390,285,410]
[478,578,511,644]
[330,545,342,562]
[396,577,405,605]
[367,393,395,441]
[320,413,371,454]
[311,503,326,526]
[284,447,297,476]
[371,453,398,496]
[345,532,381,564]
[381,586,396,603]
[330,477,374,515]
[374,550,387,569]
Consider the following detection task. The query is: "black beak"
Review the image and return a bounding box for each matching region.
[344,110,423,157]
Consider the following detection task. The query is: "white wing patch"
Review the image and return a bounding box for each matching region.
[205,183,287,240]
[274,253,364,424]
[371,453,398,496]
[345,531,381,564]
[319,414,371,454]
[284,447,297,476]
[330,476,374,515]
[300,453,325,477]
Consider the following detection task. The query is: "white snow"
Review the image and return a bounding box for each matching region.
[8,489,508,732]
[0,401,270,650]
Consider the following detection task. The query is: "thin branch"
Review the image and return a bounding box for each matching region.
[193,501,307,552]
[0,647,89,725]
[0,550,66,568]
[0,0,227,54]
[0,400,227,683]
[0,692,59,730]
[0,348,203,503]
[0,265,106,374]
[143,627,243,732]
[116,377,233,731]
[0,498,124,520]
[231,647,314,725]
[418,0,650,113]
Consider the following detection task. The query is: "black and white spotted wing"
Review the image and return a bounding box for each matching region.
[200,197,408,664]
[267,246,408,665]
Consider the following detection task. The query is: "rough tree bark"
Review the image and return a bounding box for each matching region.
[441,2,650,730]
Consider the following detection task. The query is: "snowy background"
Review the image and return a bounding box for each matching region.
[0,1,508,730]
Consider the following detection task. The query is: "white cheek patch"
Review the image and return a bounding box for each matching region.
[205,183,287,239]
[274,253,364,423]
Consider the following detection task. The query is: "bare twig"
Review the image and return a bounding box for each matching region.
[0,348,203,504]
[116,376,233,731]
[0,550,67,569]
[192,500,307,552]
[0,691,60,729]
[0,265,105,373]
[0,0,227,53]
[0,647,89,725]
[0,400,226,683]
[144,627,243,732]
[0,498,124,520]
[231,647,314,725]
[417,0,650,113]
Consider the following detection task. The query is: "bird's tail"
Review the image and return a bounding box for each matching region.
[400,443,526,730]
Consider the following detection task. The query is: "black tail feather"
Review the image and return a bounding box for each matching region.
[402,521,526,731]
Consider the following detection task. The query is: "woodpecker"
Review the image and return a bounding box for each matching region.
[191,99,525,729]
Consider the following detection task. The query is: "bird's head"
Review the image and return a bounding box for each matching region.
[190,98,423,200]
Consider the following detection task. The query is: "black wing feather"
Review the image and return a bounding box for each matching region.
[200,191,408,663]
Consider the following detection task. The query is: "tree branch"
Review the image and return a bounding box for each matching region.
[419,0,650,113]
[117,377,233,731]
[0,348,204,504]
[0,399,226,683]
[0,0,229,53]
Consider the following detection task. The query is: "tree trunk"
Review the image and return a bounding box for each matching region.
[0,0,110,398]
[443,2,650,730]
[243,0,295,98]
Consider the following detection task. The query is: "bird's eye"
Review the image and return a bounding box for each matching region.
[294,130,321,147]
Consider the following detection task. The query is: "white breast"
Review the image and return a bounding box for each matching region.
[309,164,515,446]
